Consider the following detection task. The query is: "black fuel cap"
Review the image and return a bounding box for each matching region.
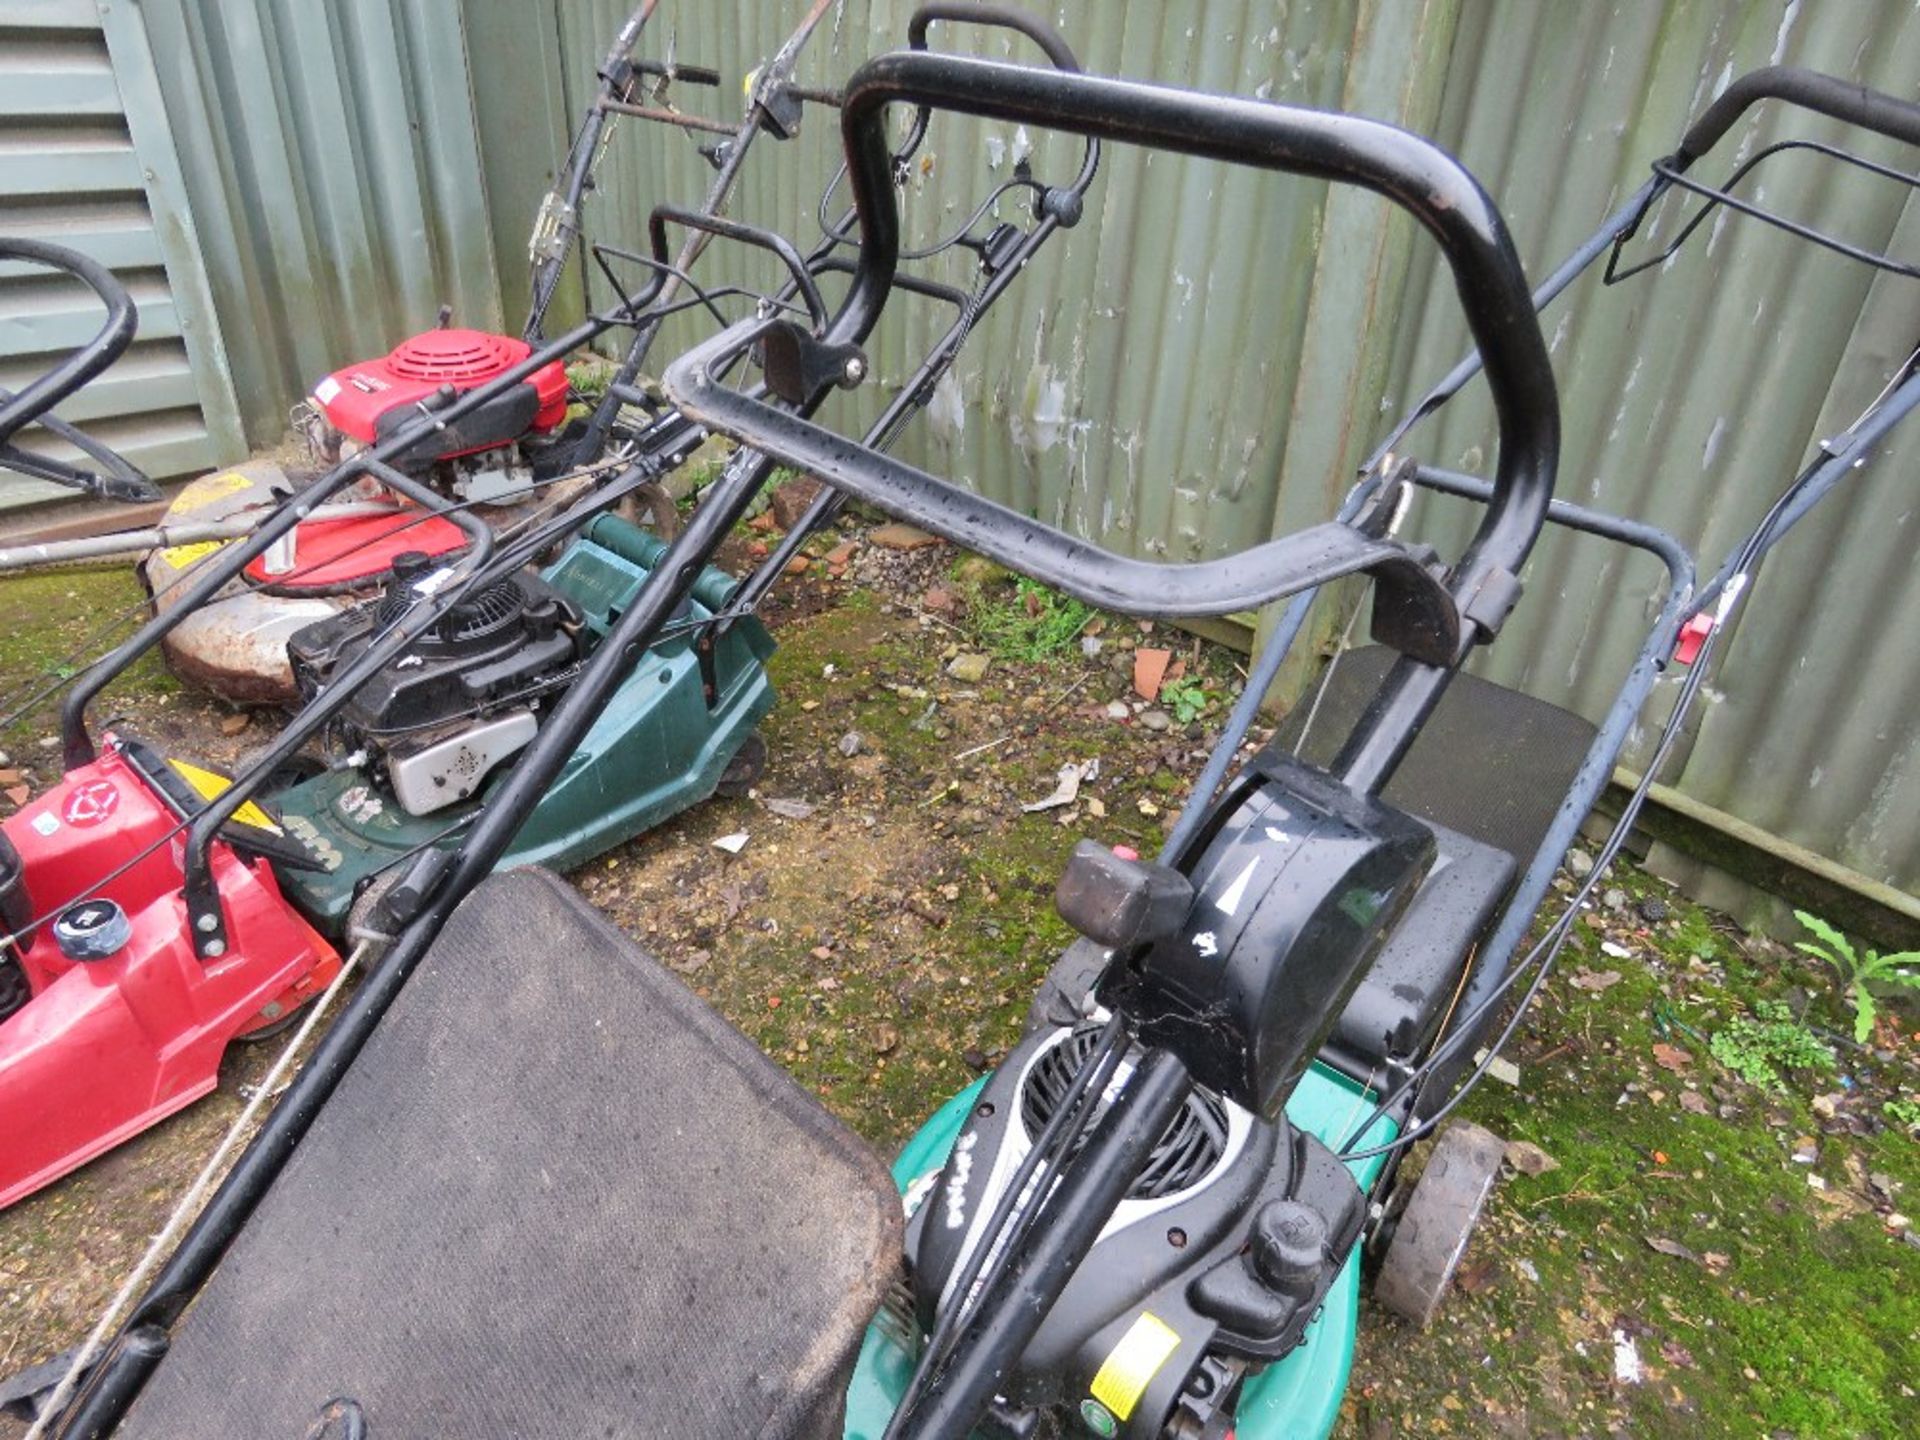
[53,897,132,961]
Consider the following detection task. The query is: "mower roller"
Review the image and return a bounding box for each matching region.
[14,20,1920,1440]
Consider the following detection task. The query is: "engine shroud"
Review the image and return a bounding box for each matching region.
[287,557,580,815]
[312,329,569,469]
[904,1022,1367,1438]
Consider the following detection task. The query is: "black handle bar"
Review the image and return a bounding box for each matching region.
[907,2,1079,71]
[1674,65,1920,168]
[0,238,159,503]
[676,51,1556,625]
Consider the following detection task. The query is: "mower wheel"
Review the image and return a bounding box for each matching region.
[232,742,325,799]
[715,731,767,798]
[1372,1119,1505,1328]
[232,992,318,1044]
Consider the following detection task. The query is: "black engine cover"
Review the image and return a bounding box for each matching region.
[287,557,579,741]
[1100,751,1435,1119]
[905,1023,1366,1438]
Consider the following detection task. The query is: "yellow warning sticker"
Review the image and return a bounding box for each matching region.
[169,470,255,513]
[1089,1311,1181,1422]
[168,758,283,834]
[159,539,230,569]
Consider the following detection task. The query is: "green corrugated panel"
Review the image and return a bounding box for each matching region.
[0,0,241,508]
[131,0,503,446]
[1378,0,1920,903]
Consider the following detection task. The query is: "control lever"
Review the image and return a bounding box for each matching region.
[1055,839,1194,950]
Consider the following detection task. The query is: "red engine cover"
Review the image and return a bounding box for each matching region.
[313,328,569,450]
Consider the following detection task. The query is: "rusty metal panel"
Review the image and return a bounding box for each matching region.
[0,0,242,508]
[129,0,503,446]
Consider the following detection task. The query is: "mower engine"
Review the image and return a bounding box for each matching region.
[287,552,583,817]
[302,327,572,506]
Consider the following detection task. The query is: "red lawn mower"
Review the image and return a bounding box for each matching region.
[0,239,343,1209]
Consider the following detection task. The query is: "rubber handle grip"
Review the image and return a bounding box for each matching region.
[1675,65,1920,166]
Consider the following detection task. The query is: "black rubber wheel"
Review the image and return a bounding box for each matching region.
[714,731,767,799]
[232,743,325,800]
[231,990,320,1044]
[1372,1120,1506,1328]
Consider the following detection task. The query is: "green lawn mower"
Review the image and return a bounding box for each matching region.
[17,24,1920,1440]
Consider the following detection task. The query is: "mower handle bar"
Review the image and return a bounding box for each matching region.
[0,239,159,503]
[646,205,829,327]
[897,3,1099,203]
[673,51,1557,625]
[1673,65,1920,170]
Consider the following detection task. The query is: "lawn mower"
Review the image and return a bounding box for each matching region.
[136,0,841,707]
[20,40,1920,1440]
[0,1,1098,1211]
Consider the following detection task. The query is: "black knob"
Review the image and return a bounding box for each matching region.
[53,898,131,961]
[1250,1200,1326,1294]
[390,551,433,587]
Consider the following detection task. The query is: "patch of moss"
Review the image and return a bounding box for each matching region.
[0,567,178,753]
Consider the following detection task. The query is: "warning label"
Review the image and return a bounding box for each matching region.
[1089,1311,1181,1421]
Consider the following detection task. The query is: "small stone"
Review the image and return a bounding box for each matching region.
[837,731,864,758]
[870,521,940,551]
[1138,708,1172,732]
[764,798,815,820]
[783,555,811,576]
[962,1047,990,1072]
[1080,635,1103,658]
[37,736,58,752]
[947,652,991,683]
[1105,700,1130,720]
[1505,1139,1559,1176]
[922,586,957,614]
[1603,887,1627,911]
[711,832,748,855]
[1565,848,1594,878]
[769,473,824,530]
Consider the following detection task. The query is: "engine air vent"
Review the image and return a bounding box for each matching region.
[1021,1026,1230,1201]
[386,329,531,384]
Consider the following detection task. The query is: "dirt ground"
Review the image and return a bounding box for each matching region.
[0,522,1914,1437]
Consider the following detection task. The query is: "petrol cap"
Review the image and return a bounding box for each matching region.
[53,897,131,961]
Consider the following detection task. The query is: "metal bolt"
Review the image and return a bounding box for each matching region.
[195,913,218,933]
[204,940,226,958]
[843,356,866,384]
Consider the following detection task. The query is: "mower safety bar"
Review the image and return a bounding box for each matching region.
[647,205,829,327]
[896,5,1099,215]
[670,316,1459,635]
[1673,65,1920,168]
[670,52,1555,638]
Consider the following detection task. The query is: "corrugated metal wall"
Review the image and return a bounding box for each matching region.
[1384,0,1920,905]
[469,0,1919,906]
[130,0,504,446]
[0,0,242,507]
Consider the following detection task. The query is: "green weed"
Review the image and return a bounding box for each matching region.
[1709,999,1837,1093]
[1885,1095,1920,1133]
[1158,674,1217,725]
[969,578,1093,661]
[1792,909,1920,1043]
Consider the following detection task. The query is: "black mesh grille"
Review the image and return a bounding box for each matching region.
[1020,1026,1231,1201]
[376,575,526,642]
